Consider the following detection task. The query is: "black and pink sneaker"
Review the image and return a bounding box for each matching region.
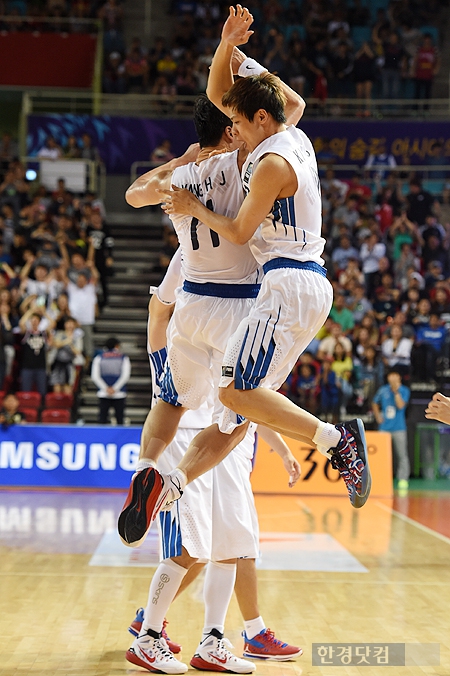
[328,418,371,508]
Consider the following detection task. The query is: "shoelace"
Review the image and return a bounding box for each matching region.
[262,629,285,647]
[149,636,177,661]
[216,637,236,660]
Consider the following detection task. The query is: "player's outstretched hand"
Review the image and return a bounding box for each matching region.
[425,392,450,425]
[158,185,201,217]
[222,5,254,47]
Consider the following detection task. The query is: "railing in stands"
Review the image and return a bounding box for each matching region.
[130,162,450,191]
[16,90,450,120]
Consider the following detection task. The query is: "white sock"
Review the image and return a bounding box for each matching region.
[142,559,188,634]
[244,616,266,639]
[135,458,157,473]
[313,421,341,457]
[202,561,237,638]
[167,468,187,500]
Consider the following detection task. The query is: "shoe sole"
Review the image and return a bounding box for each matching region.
[242,647,303,661]
[348,418,371,509]
[127,648,187,674]
[190,654,255,673]
[118,468,165,547]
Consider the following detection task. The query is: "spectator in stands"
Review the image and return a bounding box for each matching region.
[18,304,55,398]
[331,341,354,416]
[413,33,440,105]
[353,41,376,116]
[0,132,19,170]
[79,133,101,163]
[0,393,26,428]
[125,46,149,93]
[19,261,59,311]
[286,39,308,97]
[394,242,420,291]
[64,260,98,362]
[50,291,72,330]
[264,29,289,81]
[329,41,354,99]
[365,151,397,181]
[347,283,373,324]
[103,51,127,94]
[373,369,410,492]
[317,321,353,360]
[406,178,436,226]
[331,234,360,276]
[413,312,447,382]
[49,316,84,394]
[91,336,131,425]
[37,135,62,160]
[318,357,340,423]
[150,139,175,165]
[86,208,114,309]
[64,135,81,158]
[360,232,387,299]
[0,297,16,379]
[378,31,408,102]
[381,323,412,378]
[388,209,421,261]
[330,289,355,333]
[355,345,384,411]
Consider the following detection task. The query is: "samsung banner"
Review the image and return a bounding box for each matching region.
[0,425,140,489]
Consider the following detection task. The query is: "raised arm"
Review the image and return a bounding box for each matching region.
[126,144,200,208]
[231,46,305,126]
[206,5,254,114]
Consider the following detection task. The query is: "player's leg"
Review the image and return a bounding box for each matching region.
[235,558,302,661]
[190,559,256,674]
[126,548,196,674]
[218,268,370,508]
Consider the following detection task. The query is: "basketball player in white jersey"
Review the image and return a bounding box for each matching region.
[118,54,305,543]
[126,251,302,673]
[153,6,371,509]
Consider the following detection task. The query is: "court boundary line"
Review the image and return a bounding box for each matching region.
[375,500,450,546]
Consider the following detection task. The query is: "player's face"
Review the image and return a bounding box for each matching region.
[230,111,260,152]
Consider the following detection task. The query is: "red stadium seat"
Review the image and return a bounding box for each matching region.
[41,408,71,424]
[19,407,39,423]
[17,391,42,409]
[44,392,74,410]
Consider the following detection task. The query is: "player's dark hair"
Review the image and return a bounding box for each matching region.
[222,72,287,123]
[193,95,232,148]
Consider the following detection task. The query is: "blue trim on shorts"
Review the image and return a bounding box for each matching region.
[148,347,167,385]
[160,365,182,407]
[235,306,281,391]
[183,280,261,298]
[160,505,182,559]
[262,258,327,277]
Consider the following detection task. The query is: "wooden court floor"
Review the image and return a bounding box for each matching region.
[1,488,449,676]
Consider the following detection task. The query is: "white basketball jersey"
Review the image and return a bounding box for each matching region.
[241,126,326,266]
[171,150,260,284]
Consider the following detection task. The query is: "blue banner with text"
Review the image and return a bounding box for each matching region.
[0,425,140,489]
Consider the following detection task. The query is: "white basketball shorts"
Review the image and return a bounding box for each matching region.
[160,289,255,430]
[157,424,260,562]
[219,267,333,431]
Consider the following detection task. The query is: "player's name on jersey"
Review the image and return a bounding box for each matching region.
[180,170,226,198]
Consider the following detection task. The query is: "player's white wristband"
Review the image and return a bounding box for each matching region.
[238,58,267,77]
